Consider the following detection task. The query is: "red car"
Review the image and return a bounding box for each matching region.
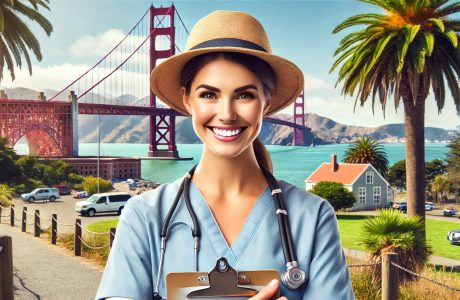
[54,185,71,195]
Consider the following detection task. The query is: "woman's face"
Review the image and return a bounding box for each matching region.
[182,57,271,159]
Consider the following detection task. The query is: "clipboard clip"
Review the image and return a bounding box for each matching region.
[187,257,258,298]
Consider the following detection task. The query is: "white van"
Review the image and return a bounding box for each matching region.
[75,192,132,217]
[21,188,60,203]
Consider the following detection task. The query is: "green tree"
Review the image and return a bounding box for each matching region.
[67,173,84,189]
[343,136,389,176]
[309,181,355,211]
[425,158,447,200]
[360,209,431,283]
[431,174,453,203]
[0,137,21,183]
[445,136,460,191]
[331,0,460,221]
[82,176,112,195]
[0,0,52,81]
[0,183,13,206]
[16,155,40,179]
[387,160,406,191]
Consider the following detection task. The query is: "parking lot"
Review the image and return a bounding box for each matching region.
[8,182,137,232]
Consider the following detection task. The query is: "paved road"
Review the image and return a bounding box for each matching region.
[0,223,102,300]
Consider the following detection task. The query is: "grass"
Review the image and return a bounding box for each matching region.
[337,213,460,261]
[86,219,118,232]
[347,257,460,300]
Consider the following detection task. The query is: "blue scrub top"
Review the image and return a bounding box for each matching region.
[96,178,355,299]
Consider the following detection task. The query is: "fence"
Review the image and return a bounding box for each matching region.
[1,203,460,299]
[0,204,116,256]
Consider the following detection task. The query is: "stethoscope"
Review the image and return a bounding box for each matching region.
[152,164,306,299]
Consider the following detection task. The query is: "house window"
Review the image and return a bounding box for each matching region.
[366,172,374,184]
[373,187,381,203]
[387,186,393,202]
[358,187,366,204]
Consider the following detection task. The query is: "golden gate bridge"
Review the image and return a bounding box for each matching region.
[0,4,307,158]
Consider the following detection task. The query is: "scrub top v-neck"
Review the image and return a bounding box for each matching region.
[96,177,355,300]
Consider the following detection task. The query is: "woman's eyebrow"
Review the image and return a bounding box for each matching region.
[195,84,258,93]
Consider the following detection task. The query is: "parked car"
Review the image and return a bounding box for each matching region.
[447,229,460,245]
[54,185,71,195]
[73,191,89,199]
[75,192,132,217]
[392,202,407,213]
[21,188,60,203]
[425,202,435,211]
[443,207,457,217]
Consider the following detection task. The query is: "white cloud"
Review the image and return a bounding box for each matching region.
[278,73,460,130]
[70,29,126,58]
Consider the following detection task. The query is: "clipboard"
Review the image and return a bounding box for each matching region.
[166,257,280,300]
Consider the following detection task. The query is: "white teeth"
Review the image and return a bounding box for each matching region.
[212,127,242,137]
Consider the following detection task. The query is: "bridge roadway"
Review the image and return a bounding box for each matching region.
[0,98,304,128]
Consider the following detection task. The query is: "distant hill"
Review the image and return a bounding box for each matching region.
[1,87,456,145]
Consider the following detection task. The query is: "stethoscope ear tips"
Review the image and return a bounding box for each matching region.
[152,292,163,300]
[281,265,306,289]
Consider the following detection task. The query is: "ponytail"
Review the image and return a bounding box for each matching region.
[253,138,273,173]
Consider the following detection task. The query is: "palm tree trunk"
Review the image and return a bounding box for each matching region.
[403,97,426,221]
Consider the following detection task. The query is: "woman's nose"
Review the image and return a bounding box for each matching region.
[218,99,237,122]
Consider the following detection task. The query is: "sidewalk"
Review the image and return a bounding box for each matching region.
[0,224,102,300]
[344,248,460,271]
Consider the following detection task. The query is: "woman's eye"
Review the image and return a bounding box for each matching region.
[199,91,216,99]
[237,92,255,100]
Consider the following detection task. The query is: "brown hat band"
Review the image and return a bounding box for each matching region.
[189,38,268,52]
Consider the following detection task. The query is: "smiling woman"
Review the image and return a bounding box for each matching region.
[96,10,354,300]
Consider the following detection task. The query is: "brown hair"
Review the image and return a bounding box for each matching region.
[180,52,275,172]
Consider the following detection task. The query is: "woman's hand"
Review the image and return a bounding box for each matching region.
[249,279,288,300]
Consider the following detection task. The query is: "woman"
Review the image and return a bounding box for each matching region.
[96,10,354,300]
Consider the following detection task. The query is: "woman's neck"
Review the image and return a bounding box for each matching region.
[192,147,268,201]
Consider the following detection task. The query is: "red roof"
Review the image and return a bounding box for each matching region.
[306,163,369,185]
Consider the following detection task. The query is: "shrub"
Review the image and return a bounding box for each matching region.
[360,209,431,284]
[309,181,355,211]
[0,184,13,207]
[13,179,44,196]
[82,176,112,195]
[67,173,84,189]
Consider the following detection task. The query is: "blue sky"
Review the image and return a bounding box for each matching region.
[1,0,459,130]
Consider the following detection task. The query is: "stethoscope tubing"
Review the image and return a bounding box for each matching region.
[154,164,303,298]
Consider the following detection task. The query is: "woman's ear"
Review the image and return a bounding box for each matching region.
[263,99,272,116]
[181,87,193,115]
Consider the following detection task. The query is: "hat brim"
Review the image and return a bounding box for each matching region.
[150,47,304,116]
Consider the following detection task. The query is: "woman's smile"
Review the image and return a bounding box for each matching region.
[207,126,248,142]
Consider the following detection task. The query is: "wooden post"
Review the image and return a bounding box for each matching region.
[34,210,40,237]
[75,219,81,256]
[0,206,2,223]
[21,207,27,232]
[51,214,57,245]
[0,236,13,300]
[109,228,116,249]
[382,252,399,300]
[9,205,14,227]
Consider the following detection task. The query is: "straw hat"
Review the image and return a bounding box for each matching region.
[150,10,304,116]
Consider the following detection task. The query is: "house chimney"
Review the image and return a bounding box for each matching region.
[331,154,338,172]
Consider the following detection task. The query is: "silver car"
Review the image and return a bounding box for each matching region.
[21,188,60,203]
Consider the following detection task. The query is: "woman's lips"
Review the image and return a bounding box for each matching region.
[207,126,247,142]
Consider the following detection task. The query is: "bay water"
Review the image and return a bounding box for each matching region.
[15,143,449,188]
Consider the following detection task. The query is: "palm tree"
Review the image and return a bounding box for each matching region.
[0,0,52,82]
[343,136,389,176]
[360,209,431,283]
[331,0,460,222]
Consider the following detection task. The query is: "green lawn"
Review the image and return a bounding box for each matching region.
[86,219,119,232]
[337,214,460,261]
